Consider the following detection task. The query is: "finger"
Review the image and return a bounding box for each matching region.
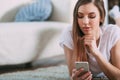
[72,69,77,73]
[84,35,95,40]
[76,68,84,77]
[71,69,76,78]
[84,40,93,43]
[84,34,94,37]
[84,36,95,42]
[84,35,94,37]
[84,38,94,41]
[80,72,91,80]
[71,69,78,79]
[72,68,84,78]
[85,74,93,80]
[84,38,95,43]
[84,41,92,46]
[79,36,84,41]
[84,37,94,41]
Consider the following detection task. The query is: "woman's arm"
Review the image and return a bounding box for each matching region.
[64,45,74,76]
[64,45,93,80]
[110,39,120,79]
[95,40,120,80]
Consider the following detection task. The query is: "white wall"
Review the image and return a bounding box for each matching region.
[0,0,32,22]
[103,0,108,24]
[70,0,77,22]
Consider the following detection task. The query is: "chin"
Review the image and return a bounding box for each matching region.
[84,32,92,35]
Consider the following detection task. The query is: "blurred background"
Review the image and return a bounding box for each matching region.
[108,0,120,24]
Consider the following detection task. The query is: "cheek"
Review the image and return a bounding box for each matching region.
[90,19,100,26]
[77,19,83,27]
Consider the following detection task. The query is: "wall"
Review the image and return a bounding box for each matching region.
[0,0,72,23]
[0,0,31,22]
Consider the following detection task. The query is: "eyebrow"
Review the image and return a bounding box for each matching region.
[78,12,96,14]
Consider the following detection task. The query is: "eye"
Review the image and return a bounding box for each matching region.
[88,14,96,19]
[77,13,84,18]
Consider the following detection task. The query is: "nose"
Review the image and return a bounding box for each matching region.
[83,17,89,25]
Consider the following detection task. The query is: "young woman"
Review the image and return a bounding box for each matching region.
[60,0,120,80]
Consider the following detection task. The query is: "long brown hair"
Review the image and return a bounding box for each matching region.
[72,0,106,61]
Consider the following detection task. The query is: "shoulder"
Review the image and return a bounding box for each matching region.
[62,25,72,34]
[101,24,120,35]
[101,24,120,32]
[60,25,73,39]
[101,24,120,48]
[59,25,73,49]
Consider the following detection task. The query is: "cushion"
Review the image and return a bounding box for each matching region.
[15,0,52,22]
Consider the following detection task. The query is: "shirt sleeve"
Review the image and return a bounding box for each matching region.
[110,25,120,49]
[59,26,73,50]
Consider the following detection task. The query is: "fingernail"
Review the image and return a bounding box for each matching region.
[80,68,84,70]
[88,71,91,74]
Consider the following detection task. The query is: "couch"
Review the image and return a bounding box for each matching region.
[0,0,77,66]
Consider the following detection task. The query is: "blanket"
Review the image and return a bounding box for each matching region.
[0,65,70,80]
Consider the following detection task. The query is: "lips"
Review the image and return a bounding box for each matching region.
[83,27,91,31]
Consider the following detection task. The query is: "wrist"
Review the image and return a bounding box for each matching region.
[93,51,103,60]
[92,49,101,58]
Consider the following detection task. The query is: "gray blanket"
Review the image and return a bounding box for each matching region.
[0,65,70,80]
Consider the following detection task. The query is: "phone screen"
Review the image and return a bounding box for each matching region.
[75,62,89,72]
[75,62,89,76]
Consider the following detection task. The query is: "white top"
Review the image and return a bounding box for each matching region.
[59,24,120,77]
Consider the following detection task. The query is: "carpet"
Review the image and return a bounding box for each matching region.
[0,65,70,80]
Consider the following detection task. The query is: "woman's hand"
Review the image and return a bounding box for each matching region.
[83,35,99,56]
[71,68,92,80]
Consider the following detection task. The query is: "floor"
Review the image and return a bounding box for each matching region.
[0,54,66,74]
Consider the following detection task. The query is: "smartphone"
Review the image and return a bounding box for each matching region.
[75,62,89,72]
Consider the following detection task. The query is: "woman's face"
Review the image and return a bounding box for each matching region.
[77,3,101,35]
